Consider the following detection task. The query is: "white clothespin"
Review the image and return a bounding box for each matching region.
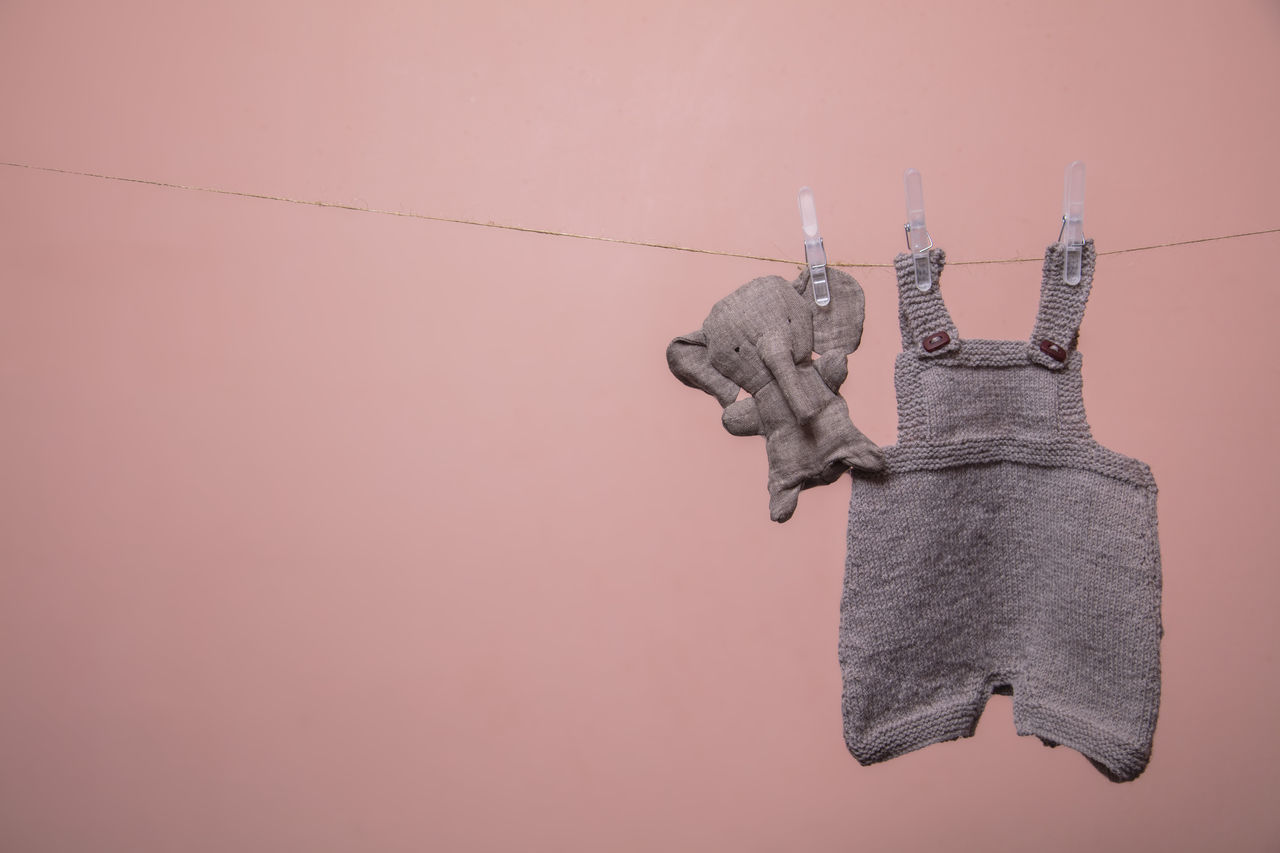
[1060,161,1086,285]
[798,187,830,306]
[903,169,933,292]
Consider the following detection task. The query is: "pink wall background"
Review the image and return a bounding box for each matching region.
[2,2,1278,850]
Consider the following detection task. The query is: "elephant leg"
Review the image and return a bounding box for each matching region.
[722,398,762,436]
[769,483,804,523]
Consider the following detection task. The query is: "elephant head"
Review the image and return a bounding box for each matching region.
[667,269,863,423]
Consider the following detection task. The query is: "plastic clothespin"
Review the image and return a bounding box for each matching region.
[1059,161,1086,285]
[903,169,933,292]
[798,187,830,307]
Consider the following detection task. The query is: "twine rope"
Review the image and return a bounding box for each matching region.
[4,161,1276,269]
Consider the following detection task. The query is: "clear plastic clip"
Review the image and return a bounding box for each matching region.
[1059,161,1086,285]
[903,168,933,292]
[798,187,830,306]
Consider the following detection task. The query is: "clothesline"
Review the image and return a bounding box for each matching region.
[4,160,1277,268]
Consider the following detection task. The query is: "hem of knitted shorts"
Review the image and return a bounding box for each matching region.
[1015,702,1152,782]
[845,700,980,766]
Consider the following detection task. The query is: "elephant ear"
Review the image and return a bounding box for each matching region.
[809,267,866,355]
[667,329,739,407]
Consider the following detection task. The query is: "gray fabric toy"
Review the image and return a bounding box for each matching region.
[667,267,884,522]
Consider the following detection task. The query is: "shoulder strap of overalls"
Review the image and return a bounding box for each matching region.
[1028,239,1096,370]
[896,247,961,358]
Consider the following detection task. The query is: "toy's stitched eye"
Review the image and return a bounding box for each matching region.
[734,346,740,352]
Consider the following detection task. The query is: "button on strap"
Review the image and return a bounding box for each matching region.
[1039,339,1067,362]
[923,331,952,353]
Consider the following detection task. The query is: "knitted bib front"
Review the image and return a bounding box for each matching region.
[839,241,1163,782]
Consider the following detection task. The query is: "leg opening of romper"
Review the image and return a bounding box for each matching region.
[844,697,984,766]
[1012,702,1152,783]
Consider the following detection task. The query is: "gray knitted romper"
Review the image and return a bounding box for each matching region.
[840,241,1162,782]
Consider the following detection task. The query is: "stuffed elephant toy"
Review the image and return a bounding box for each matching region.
[667,266,885,522]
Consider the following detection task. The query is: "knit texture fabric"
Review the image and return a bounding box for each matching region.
[667,267,884,522]
[840,241,1163,782]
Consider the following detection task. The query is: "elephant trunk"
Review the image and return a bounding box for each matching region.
[760,331,822,424]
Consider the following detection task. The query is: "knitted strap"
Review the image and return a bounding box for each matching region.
[895,248,961,358]
[1028,240,1096,370]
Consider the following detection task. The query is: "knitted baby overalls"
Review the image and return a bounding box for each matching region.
[839,241,1162,782]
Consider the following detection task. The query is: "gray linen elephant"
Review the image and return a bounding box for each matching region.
[667,266,884,522]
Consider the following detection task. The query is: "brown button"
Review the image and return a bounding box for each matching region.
[922,330,951,352]
[1039,339,1067,362]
